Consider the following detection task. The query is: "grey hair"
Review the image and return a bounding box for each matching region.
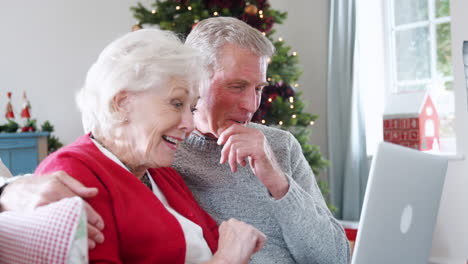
[185,17,275,73]
[76,28,207,136]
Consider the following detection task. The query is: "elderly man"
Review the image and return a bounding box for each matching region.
[172,17,350,264]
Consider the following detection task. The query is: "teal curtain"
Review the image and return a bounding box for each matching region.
[327,0,369,221]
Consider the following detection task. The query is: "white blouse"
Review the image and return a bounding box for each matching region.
[90,138,212,264]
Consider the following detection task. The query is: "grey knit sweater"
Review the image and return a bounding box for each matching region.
[173,123,350,264]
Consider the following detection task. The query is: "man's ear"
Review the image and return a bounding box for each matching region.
[111,90,131,115]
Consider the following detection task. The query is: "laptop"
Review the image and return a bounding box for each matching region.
[351,142,448,264]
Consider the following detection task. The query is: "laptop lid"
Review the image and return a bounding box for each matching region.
[352,142,448,264]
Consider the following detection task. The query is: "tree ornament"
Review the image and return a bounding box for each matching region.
[5,92,14,120]
[244,4,258,15]
[132,24,142,31]
[20,91,31,120]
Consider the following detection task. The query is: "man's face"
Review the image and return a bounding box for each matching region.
[194,43,268,138]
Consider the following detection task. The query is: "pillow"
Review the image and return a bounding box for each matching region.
[0,197,88,264]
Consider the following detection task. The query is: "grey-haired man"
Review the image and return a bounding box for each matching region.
[173,17,350,264]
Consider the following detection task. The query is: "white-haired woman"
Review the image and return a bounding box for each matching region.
[35,28,265,264]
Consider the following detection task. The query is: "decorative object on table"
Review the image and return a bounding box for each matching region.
[5,92,14,120]
[131,0,333,212]
[383,91,440,151]
[21,119,37,132]
[20,91,31,120]
[41,120,63,154]
[19,92,37,132]
[0,120,19,133]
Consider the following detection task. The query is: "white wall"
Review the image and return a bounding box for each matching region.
[269,0,330,169]
[0,1,143,144]
[430,0,468,262]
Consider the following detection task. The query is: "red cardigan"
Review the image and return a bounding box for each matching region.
[35,134,219,264]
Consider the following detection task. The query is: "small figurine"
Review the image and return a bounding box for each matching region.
[5,92,14,120]
[20,91,31,120]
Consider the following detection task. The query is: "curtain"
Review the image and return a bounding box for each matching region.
[327,0,369,221]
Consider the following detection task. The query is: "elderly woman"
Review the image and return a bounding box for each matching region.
[35,28,265,264]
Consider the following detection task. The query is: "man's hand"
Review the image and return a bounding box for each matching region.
[217,124,289,199]
[0,171,105,249]
[210,218,266,264]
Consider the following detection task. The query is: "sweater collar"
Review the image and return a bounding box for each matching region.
[184,130,222,152]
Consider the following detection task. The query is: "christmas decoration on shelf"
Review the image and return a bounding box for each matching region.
[20,92,31,120]
[131,0,332,211]
[383,91,440,151]
[41,121,63,154]
[0,92,63,153]
[5,92,14,120]
[20,92,36,132]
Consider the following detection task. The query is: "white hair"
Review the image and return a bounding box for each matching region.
[185,17,275,73]
[76,28,206,136]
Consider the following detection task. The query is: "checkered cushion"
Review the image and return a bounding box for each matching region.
[0,197,88,264]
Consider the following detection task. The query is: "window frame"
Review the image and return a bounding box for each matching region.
[388,0,453,93]
[365,0,456,155]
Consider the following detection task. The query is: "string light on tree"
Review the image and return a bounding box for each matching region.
[187,6,192,11]
[151,9,156,14]
[290,105,294,109]
[278,37,283,42]
[176,5,181,10]
[292,114,297,119]
[262,32,266,36]
[213,11,219,16]
[261,119,266,124]
[310,121,315,126]
[289,96,294,103]
[279,121,284,126]
[268,97,273,103]
[294,83,299,88]
[292,51,297,56]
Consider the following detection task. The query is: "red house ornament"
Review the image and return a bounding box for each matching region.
[383,91,440,151]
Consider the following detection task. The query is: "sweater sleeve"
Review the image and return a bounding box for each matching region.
[35,154,123,264]
[268,134,350,264]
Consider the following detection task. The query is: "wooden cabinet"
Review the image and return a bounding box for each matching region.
[0,132,49,175]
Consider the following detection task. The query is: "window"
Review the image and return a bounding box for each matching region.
[361,0,455,154]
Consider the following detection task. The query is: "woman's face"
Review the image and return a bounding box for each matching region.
[124,79,199,168]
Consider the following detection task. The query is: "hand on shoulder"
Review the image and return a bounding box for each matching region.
[0,171,105,249]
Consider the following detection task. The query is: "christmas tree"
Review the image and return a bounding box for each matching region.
[131,0,333,210]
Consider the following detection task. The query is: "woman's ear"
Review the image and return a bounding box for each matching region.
[111,90,131,116]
